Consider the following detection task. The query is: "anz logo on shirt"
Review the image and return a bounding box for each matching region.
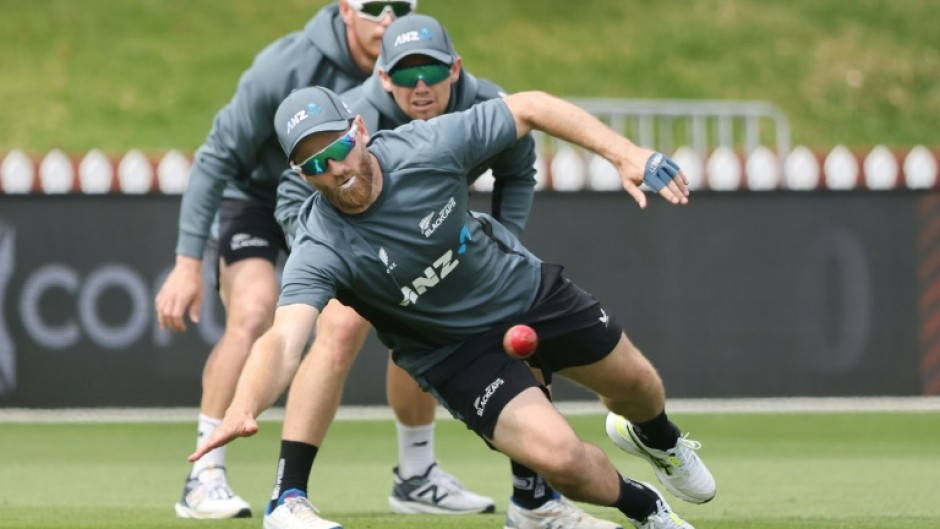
[399,226,472,307]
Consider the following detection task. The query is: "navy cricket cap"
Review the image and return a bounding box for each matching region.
[274,86,354,158]
[380,14,456,71]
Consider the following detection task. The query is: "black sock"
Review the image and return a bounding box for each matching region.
[510,460,555,509]
[267,440,319,514]
[613,475,660,521]
[632,410,680,451]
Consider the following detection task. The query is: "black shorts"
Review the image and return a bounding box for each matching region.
[204,198,287,289]
[415,263,624,440]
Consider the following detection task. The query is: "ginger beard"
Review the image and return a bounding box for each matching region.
[315,147,375,212]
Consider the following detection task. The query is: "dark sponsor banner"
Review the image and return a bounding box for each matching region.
[0,192,926,407]
[505,191,922,399]
[0,196,225,406]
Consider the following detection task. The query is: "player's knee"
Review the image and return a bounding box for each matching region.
[225,301,275,342]
[317,306,369,349]
[607,347,664,400]
[306,343,357,377]
[601,371,662,410]
[526,436,588,485]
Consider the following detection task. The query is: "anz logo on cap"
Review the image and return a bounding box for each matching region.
[285,103,322,135]
[393,28,433,46]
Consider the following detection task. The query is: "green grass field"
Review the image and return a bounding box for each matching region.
[1,0,938,152]
[1,411,938,528]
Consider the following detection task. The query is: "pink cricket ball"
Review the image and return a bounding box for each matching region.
[503,324,538,359]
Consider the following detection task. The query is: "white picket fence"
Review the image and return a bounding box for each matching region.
[475,142,938,193]
[1,143,936,195]
[3,98,937,194]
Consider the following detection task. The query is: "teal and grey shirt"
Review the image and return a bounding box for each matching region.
[175,3,369,258]
[275,69,537,248]
[280,99,542,376]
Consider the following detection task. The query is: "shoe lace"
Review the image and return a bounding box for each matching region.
[651,433,703,478]
[644,500,688,529]
[427,466,466,493]
[282,496,322,521]
[531,498,587,529]
[192,467,236,502]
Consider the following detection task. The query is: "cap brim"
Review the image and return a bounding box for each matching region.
[385,49,454,72]
[288,119,350,158]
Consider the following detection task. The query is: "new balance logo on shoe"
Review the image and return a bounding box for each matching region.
[389,464,495,515]
[415,483,448,503]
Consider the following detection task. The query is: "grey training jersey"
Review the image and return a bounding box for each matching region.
[175,3,368,258]
[280,99,542,376]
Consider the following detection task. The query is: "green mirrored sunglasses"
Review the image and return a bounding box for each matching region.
[389,63,452,88]
[291,124,357,177]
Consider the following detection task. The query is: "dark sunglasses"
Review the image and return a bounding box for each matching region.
[389,63,452,88]
[351,1,414,22]
[291,124,358,177]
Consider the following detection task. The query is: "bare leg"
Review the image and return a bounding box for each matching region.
[201,257,279,418]
[386,357,436,427]
[560,333,665,422]
[490,388,621,505]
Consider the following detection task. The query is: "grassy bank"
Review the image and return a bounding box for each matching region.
[1,0,937,152]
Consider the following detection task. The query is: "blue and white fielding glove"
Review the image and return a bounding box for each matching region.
[643,152,681,192]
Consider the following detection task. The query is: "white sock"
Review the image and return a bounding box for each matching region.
[191,414,226,478]
[396,422,436,479]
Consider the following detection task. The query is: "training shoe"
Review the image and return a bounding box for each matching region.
[605,413,715,504]
[388,463,496,514]
[504,495,623,529]
[174,466,252,519]
[263,490,342,529]
[627,483,694,529]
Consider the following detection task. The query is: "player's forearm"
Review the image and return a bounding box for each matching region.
[229,329,304,418]
[504,91,643,173]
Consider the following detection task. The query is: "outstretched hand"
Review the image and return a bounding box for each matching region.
[188,409,260,462]
[620,150,689,208]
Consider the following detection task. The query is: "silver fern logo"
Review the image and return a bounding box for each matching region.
[379,247,396,273]
[0,221,16,396]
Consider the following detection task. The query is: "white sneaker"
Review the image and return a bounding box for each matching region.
[504,496,623,529]
[174,466,252,519]
[388,463,496,514]
[605,413,715,504]
[263,493,342,529]
[627,483,695,529]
